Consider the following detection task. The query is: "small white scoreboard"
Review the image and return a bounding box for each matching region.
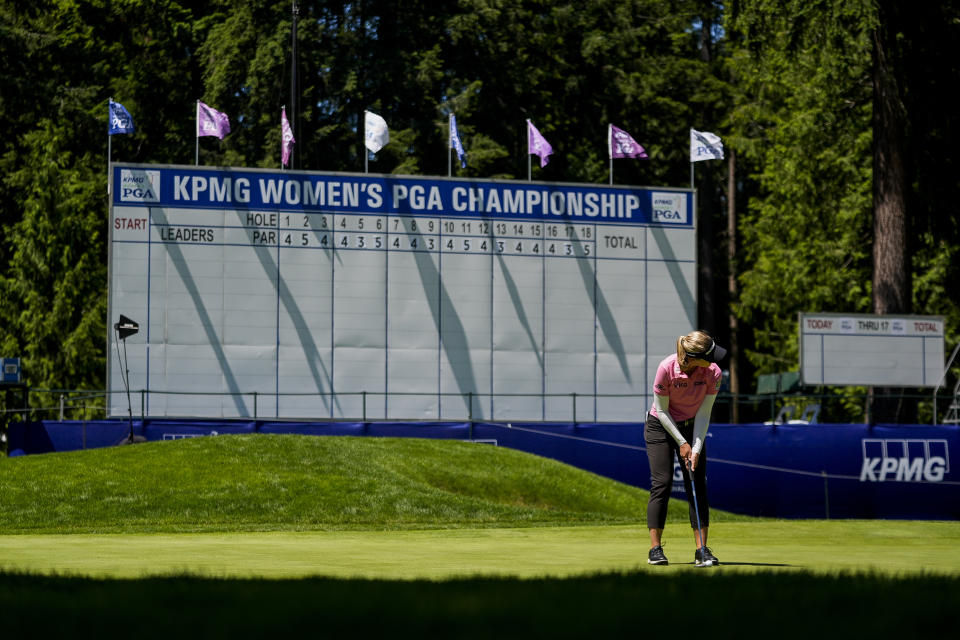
[800,312,945,387]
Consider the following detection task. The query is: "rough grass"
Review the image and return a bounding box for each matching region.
[0,433,726,533]
[1,571,957,638]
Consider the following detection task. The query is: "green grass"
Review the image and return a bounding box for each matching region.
[0,433,715,533]
[1,521,958,579]
[1,434,958,637]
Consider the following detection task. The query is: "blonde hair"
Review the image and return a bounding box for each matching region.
[676,330,714,368]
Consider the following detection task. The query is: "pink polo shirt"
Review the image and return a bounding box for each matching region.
[649,354,722,422]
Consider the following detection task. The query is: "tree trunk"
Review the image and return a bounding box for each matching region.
[871,3,911,422]
[727,151,739,423]
[872,31,909,316]
[696,12,717,333]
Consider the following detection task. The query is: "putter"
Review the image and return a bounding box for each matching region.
[687,458,708,567]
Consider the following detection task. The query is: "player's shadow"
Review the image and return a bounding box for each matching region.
[702,561,793,567]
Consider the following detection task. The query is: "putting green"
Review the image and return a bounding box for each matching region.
[1,521,957,579]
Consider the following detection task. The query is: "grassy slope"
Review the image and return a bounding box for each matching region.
[0,433,722,533]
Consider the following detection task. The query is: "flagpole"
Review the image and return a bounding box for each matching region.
[290,1,299,170]
[107,128,112,195]
[107,96,113,196]
[448,114,452,178]
[690,162,694,190]
[195,100,199,166]
[608,124,613,185]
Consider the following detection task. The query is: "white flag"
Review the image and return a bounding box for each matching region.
[690,128,724,162]
[364,110,389,153]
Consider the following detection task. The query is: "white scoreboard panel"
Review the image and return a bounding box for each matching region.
[108,164,696,421]
[800,312,945,387]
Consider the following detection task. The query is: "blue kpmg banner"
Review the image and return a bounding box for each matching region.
[7,420,958,519]
[111,164,694,226]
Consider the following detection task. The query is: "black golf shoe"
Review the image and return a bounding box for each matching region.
[648,545,668,565]
[694,546,719,567]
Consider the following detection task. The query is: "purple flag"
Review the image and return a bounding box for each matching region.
[281,107,296,167]
[609,124,647,159]
[197,101,230,139]
[527,119,553,168]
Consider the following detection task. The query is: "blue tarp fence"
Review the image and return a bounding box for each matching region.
[7,419,959,520]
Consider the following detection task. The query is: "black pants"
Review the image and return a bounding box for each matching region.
[644,412,709,531]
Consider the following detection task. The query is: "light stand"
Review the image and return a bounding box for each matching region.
[113,315,144,444]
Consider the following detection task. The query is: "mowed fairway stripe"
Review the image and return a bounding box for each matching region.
[1,521,957,579]
[0,526,650,579]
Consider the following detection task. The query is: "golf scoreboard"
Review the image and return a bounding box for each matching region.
[800,312,945,387]
[108,164,696,421]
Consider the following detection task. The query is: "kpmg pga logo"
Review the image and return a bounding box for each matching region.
[860,439,949,482]
[651,192,687,224]
[119,169,160,203]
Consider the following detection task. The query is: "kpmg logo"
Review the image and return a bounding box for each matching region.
[651,192,687,224]
[119,169,160,203]
[860,439,949,482]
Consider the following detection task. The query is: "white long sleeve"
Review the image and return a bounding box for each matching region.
[691,393,717,455]
[653,394,686,446]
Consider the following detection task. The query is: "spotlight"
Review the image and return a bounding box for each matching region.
[114,314,139,340]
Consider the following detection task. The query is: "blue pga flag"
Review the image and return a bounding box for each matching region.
[449,113,467,168]
[108,99,135,135]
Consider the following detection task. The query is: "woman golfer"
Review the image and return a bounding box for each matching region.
[645,330,726,567]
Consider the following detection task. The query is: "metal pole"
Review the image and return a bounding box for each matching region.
[468,391,474,440]
[932,341,960,424]
[290,1,299,170]
[727,150,740,423]
[118,333,134,442]
[608,122,613,185]
[822,471,830,519]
